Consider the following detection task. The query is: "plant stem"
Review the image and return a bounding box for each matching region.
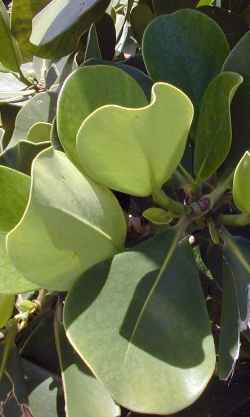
[205,172,234,211]
[219,213,250,227]
[152,188,191,216]
[178,164,196,188]
[0,319,18,382]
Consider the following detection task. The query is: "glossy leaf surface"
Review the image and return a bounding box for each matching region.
[76,82,194,196]
[30,0,110,54]
[7,148,126,291]
[143,10,229,108]
[233,151,250,214]
[57,65,147,166]
[65,231,215,414]
[194,71,242,184]
[55,315,120,417]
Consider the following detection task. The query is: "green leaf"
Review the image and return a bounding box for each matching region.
[221,31,250,176]
[197,0,214,6]
[130,4,154,43]
[23,359,64,417]
[54,313,120,417]
[76,82,193,197]
[143,10,229,109]
[0,233,38,294]
[7,148,127,291]
[0,165,30,233]
[10,0,51,61]
[223,235,250,325]
[30,0,110,59]
[0,72,28,104]
[218,234,250,379]
[0,140,49,174]
[0,294,14,327]
[84,23,102,62]
[233,151,250,214]
[57,65,147,166]
[27,122,52,143]
[194,71,243,184]
[0,0,22,73]
[143,207,173,225]
[9,91,57,148]
[218,261,240,380]
[64,230,215,415]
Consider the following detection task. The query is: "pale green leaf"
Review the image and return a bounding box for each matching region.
[57,65,148,166]
[76,82,194,196]
[194,71,243,184]
[233,151,250,214]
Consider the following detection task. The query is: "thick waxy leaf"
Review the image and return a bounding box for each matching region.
[7,148,126,291]
[84,24,102,62]
[77,82,193,196]
[55,316,120,417]
[222,31,250,175]
[194,72,243,184]
[218,261,240,380]
[0,165,30,233]
[0,140,49,174]
[57,65,147,166]
[233,151,250,214]
[143,10,229,108]
[0,0,22,73]
[30,0,110,58]
[0,294,14,327]
[65,231,215,415]
[9,91,56,148]
[0,233,38,294]
[27,122,52,143]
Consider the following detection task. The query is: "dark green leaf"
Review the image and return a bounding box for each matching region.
[218,261,240,380]
[0,0,22,73]
[153,0,198,14]
[84,24,102,63]
[130,3,154,43]
[143,10,229,109]
[194,71,242,184]
[221,31,250,176]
